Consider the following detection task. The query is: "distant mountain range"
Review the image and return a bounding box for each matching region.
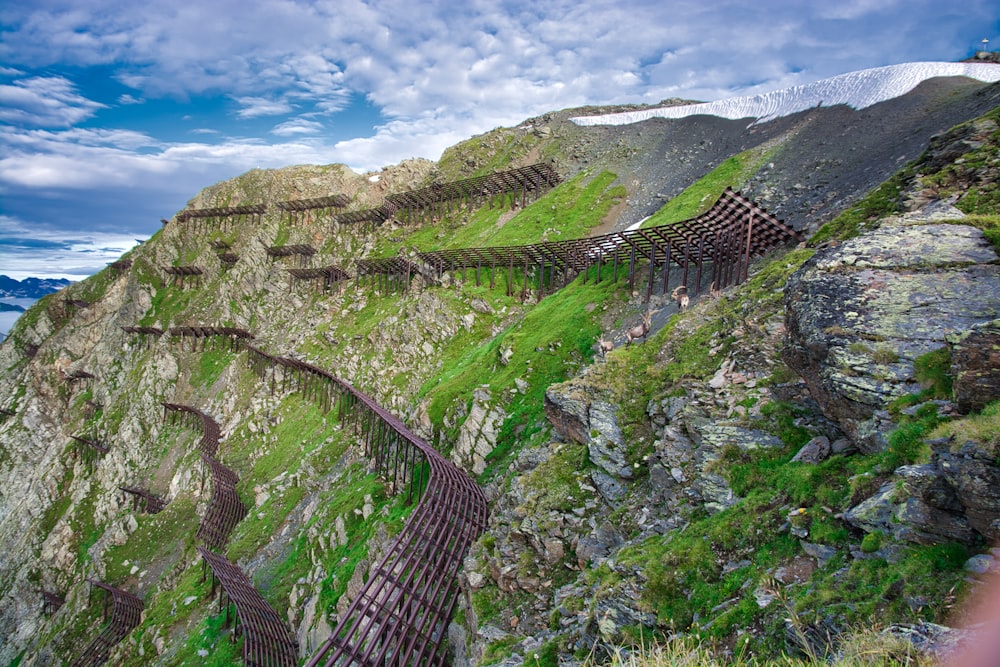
[0,275,72,299]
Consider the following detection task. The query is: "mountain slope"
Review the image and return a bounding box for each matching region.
[0,63,998,666]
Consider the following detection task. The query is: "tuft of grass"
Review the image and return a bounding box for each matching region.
[809,174,908,245]
[930,399,1000,457]
[913,347,952,398]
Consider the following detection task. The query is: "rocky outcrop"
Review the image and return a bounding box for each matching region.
[949,319,1000,414]
[783,208,1000,451]
[452,388,506,475]
[845,439,1000,545]
[544,379,632,480]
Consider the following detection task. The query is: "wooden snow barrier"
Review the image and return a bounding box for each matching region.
[337,206,396,231]
[41,589,65,615]
[108,259,132,275]
[71,435,109,470]
[162,265,204,287]
[288,266,352,293]
[218,252,239,268]
[66,369,95,384]
[355,257,427,294]
[119,486,165,514]
[176,204,267,231]
[121,326,164,349]
[65,298,91,309]
[162,402,221,457]
[385,163,561,225]
[197,547,299,667]
[408,188,803,303]
[167,325,255,352]
[0,407,15,423]
[266,244,317,267]
[243,346,488,667]
[277,194,351,226]
[70,580,143,667]
[161,402,247,550]
[196,453,247,551]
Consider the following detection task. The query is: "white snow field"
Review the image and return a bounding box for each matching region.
[570,62,1000,127]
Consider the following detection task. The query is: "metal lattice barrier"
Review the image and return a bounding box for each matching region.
[176,204,267,230]
[288,266,352,292]
[162,402,247,550]
[71,580,143,667]
[166,326,255,352]
[162,265,204,287]
[119,486,166,514]
[198,548,299,667]
[244,346,488,667]
[278,194,351,225]
[359,189,802,302]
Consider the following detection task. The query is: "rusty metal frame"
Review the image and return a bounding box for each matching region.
[355,188,800,303]
[288,266,352,293]
[71,435,109,471]
[41,589,65,615]
[198,548,299,667]
[166,326,254,352]
[161,402,247,550]
[267,244,317,267]
[162,265,204,287]
[119,486,166,514]
[243,345,488,667]
[176,204,266,231]
[385,163,560,225]
[71,580,143,667]
[278,194,350,226]
[218,252,239,268]
[108,259,132,275]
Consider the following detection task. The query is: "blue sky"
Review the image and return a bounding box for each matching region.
[1,0,997,280]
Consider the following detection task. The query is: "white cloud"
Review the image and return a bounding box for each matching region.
[271,118,325,136]
[117,93,143,105]
[233,96,295,119]
[0,75,107,127]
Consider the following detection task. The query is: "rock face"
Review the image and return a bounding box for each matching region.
[783,211,1000,451]
[844,439,1000,545]
[452,387,506,475]
[949,319,1000,414]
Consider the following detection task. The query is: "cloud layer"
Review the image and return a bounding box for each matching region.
[1,0,997,278]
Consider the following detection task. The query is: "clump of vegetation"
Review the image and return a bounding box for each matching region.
[589,629,931,666]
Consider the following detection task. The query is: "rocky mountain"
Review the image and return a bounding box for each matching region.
[0,64,998,666]
[0,275,73,299]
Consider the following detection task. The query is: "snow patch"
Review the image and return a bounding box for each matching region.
[570,62,1000,127]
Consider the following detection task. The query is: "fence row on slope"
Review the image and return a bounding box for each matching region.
[162,402,247,550]
[244,345,489,667]
[70,580,144,667]
[172,163,559,230]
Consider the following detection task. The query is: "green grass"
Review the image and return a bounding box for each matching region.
[642,150,771,227]
[809,174,909,245]
[437,125,541,179]
[102,496,200,583]
[417,270,621,479]
[374,170,625,257]
[191,349,236,388]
